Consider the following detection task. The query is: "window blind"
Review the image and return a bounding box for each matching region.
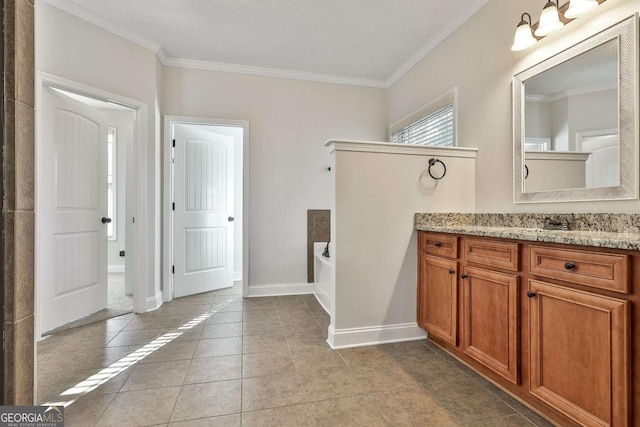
[390,103,454,146]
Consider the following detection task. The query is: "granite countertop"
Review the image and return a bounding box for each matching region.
[414,213,640,251]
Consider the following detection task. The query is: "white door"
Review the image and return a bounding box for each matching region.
[173,124,234,297]
[581,134,619,188]
[40,87,109,332]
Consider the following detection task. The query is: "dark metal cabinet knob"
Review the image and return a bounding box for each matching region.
[461,274,468,279]
[564,262,576,270]
[527,291,536,298]
[434,242,442,248]
[101,217,112,224]
[228,217,235,222]
[449,269,455,275]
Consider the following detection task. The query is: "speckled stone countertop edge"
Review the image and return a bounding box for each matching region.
[414,220,640,251]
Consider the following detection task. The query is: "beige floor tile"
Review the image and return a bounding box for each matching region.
[95,387,180,426]
[213,294,244,304]
[242,333,288,354]
[171,380,241,422]
[338,345,397,370]
[242,404,314,427]
[308,395,386,427]
[184,355,242,384]
[351,364,422,394]
[370,390,458,426]
[281,322,324,335]
[106,329,165,347]
[398,353,469,389]
[120,360,190,391]
[285,331,331,352]
[64,392,115,427]
[466,414,537,426]
[299,367,365,402]
[242,297,276,311]
[382,339,435,360]
[139,340,198,364]
[241,373,306,412]
[520,410,555,427]
[123,317,168,331]
[277,310,316,323]
[242,351,295,378]
[204,311,243,324]
[200,322,242,339]
[193,337,242,358]
[291,347,347,372]
[37,369,97,404]
[169,414,241,426]
[428,376,516,424]
[212,302,243,312]
[170,325,204,342]
[243,320,283,336]
[38,345,140,373]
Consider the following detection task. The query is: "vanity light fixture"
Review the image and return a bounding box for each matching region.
[511,13,537,51]
[535,1,564,37]
[511,0,605,51]
[564,0,599,18]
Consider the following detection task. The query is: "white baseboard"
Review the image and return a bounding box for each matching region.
[108,265,125,273]
[234,272,243,282]
[146,291,163,311]
[327,323,427,349]
[247,283,315,297]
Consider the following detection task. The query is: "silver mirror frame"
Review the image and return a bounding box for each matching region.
[513,15,638,203]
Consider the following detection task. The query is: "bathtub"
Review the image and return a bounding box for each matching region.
[313,242,332,314]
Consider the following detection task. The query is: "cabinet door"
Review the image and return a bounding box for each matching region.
[419,255,458,346]
[529,280,630,427]
[462,266,519,384]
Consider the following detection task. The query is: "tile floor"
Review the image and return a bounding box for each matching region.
[37,284,554,426]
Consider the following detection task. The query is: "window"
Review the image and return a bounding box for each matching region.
[107,127,116,240]
[389,89,456,147]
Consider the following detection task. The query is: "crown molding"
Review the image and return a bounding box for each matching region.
[385,0,489,87]
[41,0,486,89]
[159,57,388,88]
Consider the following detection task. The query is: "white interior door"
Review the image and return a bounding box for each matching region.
[581,134,619,188]
[40,87,109,332]
[173,124,234,297]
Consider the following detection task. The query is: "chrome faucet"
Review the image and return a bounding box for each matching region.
[543,217,570,231]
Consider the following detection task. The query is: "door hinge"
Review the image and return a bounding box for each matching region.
[172,265,175,274]
[172,139,176,148]
[172,202,175,211]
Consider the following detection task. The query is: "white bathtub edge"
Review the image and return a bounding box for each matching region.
[326,323,428,349]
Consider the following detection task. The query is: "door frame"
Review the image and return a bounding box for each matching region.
[35,72,149,338]
[163,116,250,302]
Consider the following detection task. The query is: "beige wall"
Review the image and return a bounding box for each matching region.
[330,146,475,345]
[162,67,388,286]
[388,0,639,213]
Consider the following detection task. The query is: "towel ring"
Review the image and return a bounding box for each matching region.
[524,165,529,180]
[428,158,447,180]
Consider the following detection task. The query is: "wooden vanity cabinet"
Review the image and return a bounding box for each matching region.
[417,231,634,427]
[418,232,459,346]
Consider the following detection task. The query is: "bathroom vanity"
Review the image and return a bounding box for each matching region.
[415,213,640,427]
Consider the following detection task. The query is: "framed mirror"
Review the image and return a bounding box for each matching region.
[513,15,638,203]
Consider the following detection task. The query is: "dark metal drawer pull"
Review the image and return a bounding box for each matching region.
[564,262,576,270]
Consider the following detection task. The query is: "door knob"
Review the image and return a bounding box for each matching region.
[101,217,112,224]
[228,216,235,222]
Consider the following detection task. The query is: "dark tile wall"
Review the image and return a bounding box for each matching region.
[307,210,330,283]
[3,0,35,405]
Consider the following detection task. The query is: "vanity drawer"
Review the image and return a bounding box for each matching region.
[463,238,519,271]
[529,246,629,294]
[421,232,458,259]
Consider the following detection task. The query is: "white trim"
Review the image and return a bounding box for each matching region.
[525,150,591,161]
[234,273,243,282]
[161,57,387,88]
[247,283,315,298]
[108,265,125,274]
[163,115,250,302]
[325,139,478,158]
[327,323,428,349]
[526,83,618,103]
[35,72,149,340]
[145,291,163,311]
[385,0,489,87]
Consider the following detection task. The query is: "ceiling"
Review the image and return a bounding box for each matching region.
[42,0,488,87]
